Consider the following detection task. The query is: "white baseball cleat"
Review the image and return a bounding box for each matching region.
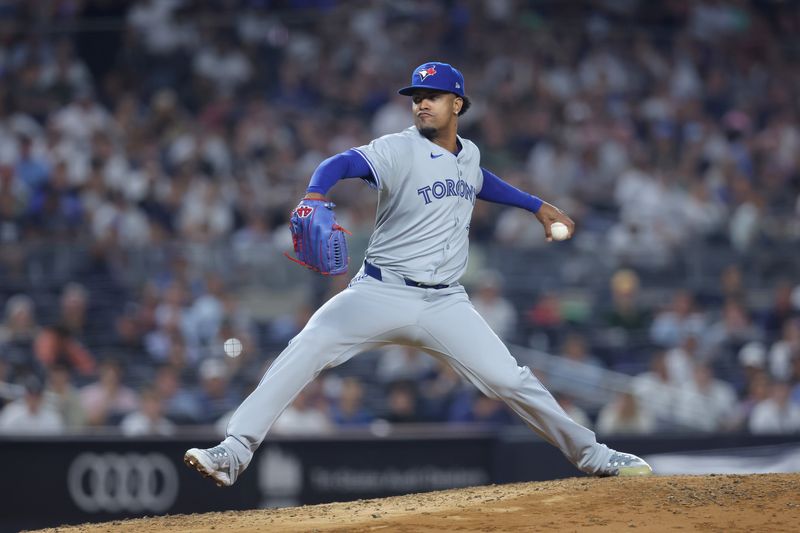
[598,451,653,477]
[184,444,240,487]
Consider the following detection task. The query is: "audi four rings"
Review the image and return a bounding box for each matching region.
[67,452,179,513]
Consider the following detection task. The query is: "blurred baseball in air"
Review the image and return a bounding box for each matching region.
[224,338,243,358]
[550,222,569,241]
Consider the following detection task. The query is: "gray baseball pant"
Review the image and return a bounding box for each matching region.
[223,268,612,474]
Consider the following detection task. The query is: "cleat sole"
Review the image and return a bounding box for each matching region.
[184,449,232,487]
[618,465,653,476]
[184,453,211,478]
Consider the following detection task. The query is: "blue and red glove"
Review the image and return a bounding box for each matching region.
[284,198,350,276]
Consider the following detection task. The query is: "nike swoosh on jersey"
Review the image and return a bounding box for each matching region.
[430,153,444,159]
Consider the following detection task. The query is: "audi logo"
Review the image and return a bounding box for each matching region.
[67,452,179,513]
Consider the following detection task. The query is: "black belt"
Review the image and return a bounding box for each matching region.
[364,260,450,289]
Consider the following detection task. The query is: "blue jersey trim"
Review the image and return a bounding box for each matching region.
[478,167,543,213]
[351,148,382,190]
[306,149,376,195]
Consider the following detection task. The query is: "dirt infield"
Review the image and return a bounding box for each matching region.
[29,473,800,532]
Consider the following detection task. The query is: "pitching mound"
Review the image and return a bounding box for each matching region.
[29,473,799,532]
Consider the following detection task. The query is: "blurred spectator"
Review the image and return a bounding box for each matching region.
[271,380,331,435]
[736,341,768,394]
[728,185,763,253]
[0,294,43,381]
[701,298,762,362]
[760,281,800,343]
[192,357,239,425]
[126,0,195,57]
[79,359,138,426]
[153,281,191,336]
[14,134,49,192]
[719,265,746,302]
[524,292,565,350]
[674,364,737,432]
[748,381,800,435]
[120,386,176,437]
[44,362,85,429]
[39,38,92,102]
[470,270,517,341]
[664,335,702,386]
[602,269,650,333]
[144,311,185,366]
[681,180,725,238]
[728,369,771,432]
[231,211,277,267]
[632,351,677,426]
[547,332,605,392]
[609,161,684,269]
[767,318,800,382]
[371,94,411,137]
[57,282,90,340]
[0,164,27,261]
[449,392,515,427]
[419,361,467,421]
[90,190,151,248]
[192,33,252,97]
[596,392,656,436]
[52,88,113,146]
[34,323,96,377]
[698,263,746,309]
[27,161,83,237]
[152,364,200,424]
[186,272,227,352]
[375,345,436,384]
[0,375,64,434]
[108,304,148,379]
[177,178,234,241]
[650,290,706,348]
[607,218,675,271]
[145,281,199,367]
[382,380,424,424]
[329,377,373,427]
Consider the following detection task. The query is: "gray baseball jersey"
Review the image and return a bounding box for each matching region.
[353,127,482,285]
[219,127,615,479]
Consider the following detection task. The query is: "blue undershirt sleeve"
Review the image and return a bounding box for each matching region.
[477,168,543,213]
[306,149,375,195]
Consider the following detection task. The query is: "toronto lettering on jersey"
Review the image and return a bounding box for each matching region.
[417,178,476,205]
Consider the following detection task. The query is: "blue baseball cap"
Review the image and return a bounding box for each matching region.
[398,61,466,98]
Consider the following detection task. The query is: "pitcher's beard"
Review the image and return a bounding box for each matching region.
[417,125,438,140]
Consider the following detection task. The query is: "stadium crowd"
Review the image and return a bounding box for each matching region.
[0,0,799,438]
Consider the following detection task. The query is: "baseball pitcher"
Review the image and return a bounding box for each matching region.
[185,62,652,487]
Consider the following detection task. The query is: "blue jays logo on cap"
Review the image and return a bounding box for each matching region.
[398,61,466,98]
[418,65,437,81]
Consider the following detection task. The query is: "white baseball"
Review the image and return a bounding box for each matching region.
[550,222,570,241]
[223,337,243,358]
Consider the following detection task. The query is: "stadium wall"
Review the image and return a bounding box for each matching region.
[2,432,799,532]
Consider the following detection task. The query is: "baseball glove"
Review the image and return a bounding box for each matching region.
[284,198,350,275]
